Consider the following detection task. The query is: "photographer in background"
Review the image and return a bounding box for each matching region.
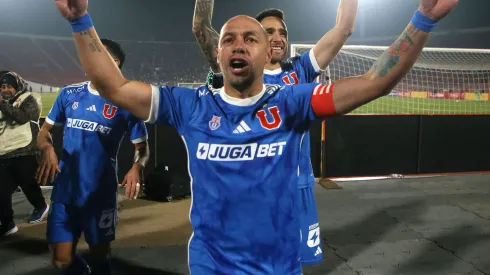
[0,71,49,236]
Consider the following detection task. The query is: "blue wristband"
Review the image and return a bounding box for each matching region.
[411,10,437,33]
[70,13,94,33]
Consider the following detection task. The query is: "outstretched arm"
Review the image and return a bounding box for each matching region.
[310,1,458,116]
[332,23,424,114]
[72,28,152,121]
[55,0,152,121]
[312,0,358,69]
[192,0,220,73]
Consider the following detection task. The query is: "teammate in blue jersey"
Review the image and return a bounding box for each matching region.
[54,0,456,272]
[193,0,358,265]
[36,38,149,275]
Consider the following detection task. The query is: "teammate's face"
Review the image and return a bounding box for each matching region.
[260,16,288,64]
[217,16,272,91]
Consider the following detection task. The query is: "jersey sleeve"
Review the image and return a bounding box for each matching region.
[127,116,148,144]
[145,85,199,134]
[295,49,322,83]
[45,90,66,126]
[287,83,337,122]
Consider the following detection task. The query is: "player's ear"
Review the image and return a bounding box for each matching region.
[216,48,220,64]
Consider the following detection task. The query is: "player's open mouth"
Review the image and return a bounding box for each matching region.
[229,57,249,74]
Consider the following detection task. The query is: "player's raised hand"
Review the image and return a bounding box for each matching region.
[419,0,459,21]
[120,165,143,200]
[36,146,61,186]
[54,0,88,21]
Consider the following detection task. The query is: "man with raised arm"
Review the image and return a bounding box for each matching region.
[54,0,457,273]
[37,38,149,275]
[193,0,358,265]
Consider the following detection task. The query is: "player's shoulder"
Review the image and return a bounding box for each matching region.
[280,82,324,98]
[280,50,311,71]
[157,84,204,95]
[265,84,283,94]
[59,81,89,96]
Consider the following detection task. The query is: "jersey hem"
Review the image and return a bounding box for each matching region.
[45,117,63,126]
[300,258,323,266]
[131,136,148,144]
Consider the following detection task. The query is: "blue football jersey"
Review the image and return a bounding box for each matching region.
[146,82,321,274]
[263,50,321,188]
[46,82,148,206]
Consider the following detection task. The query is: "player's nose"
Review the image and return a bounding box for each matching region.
[270,32,282,43]
[232,45,246,55]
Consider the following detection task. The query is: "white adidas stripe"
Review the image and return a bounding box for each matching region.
[240,120,251,131]
[86,105,97,111]
[233,121,251,134]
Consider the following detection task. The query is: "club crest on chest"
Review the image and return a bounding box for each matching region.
[209,115,222,131]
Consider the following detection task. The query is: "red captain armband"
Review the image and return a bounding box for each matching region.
[310,83,337,117]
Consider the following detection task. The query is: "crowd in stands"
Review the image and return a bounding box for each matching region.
[0,34,210,88]
[2,33,489,92]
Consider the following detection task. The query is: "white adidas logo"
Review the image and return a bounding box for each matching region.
[86,105,97,112]
[314,246,322,256]
[233,121,251,134]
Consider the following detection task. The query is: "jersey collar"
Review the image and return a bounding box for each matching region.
[219,85,266,107]
[87,82,100,96]
[264,68,283,75]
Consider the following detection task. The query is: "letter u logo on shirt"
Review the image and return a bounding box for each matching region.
[282,72,299,85]
[257,106,282,130]
[103,104,118,119]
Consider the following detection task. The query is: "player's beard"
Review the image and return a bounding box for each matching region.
[270,52,285,65]
[228,72,256,92]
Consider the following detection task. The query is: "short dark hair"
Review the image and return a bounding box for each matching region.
[255,8,285,23]
[100,39,126,69]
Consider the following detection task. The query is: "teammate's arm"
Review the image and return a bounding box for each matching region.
[192,0,220,73]
[54,1,151,120]
[120,141,149,200]
[312,0,358,69]
[72,28,151,121]
[37,122,61,186]
[310,3,458,117]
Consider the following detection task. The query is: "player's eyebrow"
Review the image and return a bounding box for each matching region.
[221,32,235,39]
[221,30,262,41]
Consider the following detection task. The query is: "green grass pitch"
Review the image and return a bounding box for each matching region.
[39,93,59,117]
[350,96,490,115]
[38,93,490,117]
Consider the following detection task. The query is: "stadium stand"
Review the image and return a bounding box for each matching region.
[0,33,209,87]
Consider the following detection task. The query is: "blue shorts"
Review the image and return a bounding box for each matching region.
[46,198,117,245]
[299,186,323,265]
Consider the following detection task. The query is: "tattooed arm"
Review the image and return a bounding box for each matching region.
[327,23,426,115]
[315,0,459,116]
[192,0,220,73]
[72,29,152,121]
[313,0,358,69]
